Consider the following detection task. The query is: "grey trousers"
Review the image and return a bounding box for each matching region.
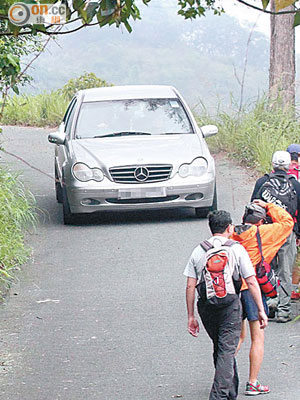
[197,297,242,400]
[270,231,297,318]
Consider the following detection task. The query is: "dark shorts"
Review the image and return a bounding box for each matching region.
[241,289,269,321]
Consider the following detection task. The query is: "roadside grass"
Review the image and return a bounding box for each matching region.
[196,97,300,174]
[0,168,36,301]
[1,72,112,127]
[1,91,68,127]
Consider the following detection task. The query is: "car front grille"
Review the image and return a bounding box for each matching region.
[109,164,173,184]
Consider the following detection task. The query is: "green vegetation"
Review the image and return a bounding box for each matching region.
[0,168,36,300]
[2,72,112,127]
[2,91,69,127]
[58,72,113,101]
[197,98,300,174]
[0,21,43,125]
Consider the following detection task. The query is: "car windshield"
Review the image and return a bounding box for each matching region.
[75,98,194,139]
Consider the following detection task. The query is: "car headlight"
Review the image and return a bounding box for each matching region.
[72,163,104,182]
[178,157,208,178]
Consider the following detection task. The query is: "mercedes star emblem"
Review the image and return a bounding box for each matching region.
[134,166,149,182]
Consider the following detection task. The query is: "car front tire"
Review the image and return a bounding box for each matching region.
[195,185,217,218]
[62,185,74,225]
[55,165,63,203]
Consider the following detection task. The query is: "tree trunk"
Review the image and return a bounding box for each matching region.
[269,0,295,108]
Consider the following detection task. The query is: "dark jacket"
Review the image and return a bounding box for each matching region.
[251,169,300,237]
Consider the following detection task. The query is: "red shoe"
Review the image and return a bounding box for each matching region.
[291,290,300,301]
[245,381,270,396]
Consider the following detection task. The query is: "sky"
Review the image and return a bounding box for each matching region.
[154,0,300,53]
[222,0,300,53]
[223,0,270,36]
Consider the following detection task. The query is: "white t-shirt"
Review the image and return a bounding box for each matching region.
[183,235,255,281]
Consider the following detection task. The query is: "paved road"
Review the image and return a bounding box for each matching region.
[0,127,299,400]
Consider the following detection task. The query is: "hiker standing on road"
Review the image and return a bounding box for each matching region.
[251,151,300,322]
[287,143,300,180]
[184,210,268,400]
[233,200,294,396]
[286,144,300,300]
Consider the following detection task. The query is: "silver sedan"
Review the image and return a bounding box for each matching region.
[48,85,218,224]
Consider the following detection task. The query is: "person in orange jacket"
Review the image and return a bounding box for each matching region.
[232,200,294,396]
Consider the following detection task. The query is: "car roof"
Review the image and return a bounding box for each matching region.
[80,85,178,102]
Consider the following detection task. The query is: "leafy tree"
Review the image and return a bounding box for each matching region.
[0,23,41,92]
[59,72,113,100]
[0,1,298,109]
[1,1,300,37]
[0,21,43,123]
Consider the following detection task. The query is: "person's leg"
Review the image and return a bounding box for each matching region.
[208,298,242,400]
[197,301,222,399]
[248,320,264,384]
[269,255,279,316]
[236,319,247,354]
[197,300,219,364]
[229,358,239,400]
[241,290,270,396]
[292,250,300,299]
[276,232,296,320]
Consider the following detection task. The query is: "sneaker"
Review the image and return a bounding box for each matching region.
[291,290,300,301]
[277,315,292,323]
[268,307,276,319]
[245,381,270,396]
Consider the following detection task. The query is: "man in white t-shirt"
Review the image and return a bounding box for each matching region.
[184,210,268,400]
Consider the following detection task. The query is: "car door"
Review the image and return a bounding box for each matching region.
[56,98,77,183]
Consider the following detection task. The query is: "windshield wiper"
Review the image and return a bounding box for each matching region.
[94,131,152,138]
[160,132,194,135]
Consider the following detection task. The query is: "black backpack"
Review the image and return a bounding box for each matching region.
[256,173,297,217]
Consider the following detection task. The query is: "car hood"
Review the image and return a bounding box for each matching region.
[71,135,207,168]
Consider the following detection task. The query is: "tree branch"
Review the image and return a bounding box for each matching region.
[236,0,297,15]
[0,12,116,36]
[14,34,56,87]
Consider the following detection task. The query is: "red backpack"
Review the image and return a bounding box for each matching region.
[255,228,278,298]
[196,239,242,307]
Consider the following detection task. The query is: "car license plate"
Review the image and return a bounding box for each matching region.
[118,187,166,199]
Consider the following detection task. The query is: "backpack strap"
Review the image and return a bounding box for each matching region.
[255,227,264,262]
[200,240,214,252]
[223,239,238,247]
[200,239,238,251]
[270,171,290,181]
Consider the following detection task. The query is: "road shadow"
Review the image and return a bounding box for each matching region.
[38,202,205,227]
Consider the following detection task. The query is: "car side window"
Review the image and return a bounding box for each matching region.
[63,98,76,124]
[65,99,77,138]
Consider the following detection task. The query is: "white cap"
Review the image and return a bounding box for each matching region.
[272,151,291,170]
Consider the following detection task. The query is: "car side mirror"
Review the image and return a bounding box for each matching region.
[48,130,66,145]
[201,125,218,138]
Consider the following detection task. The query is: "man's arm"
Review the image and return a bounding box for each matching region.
[254,200,294,236]
[244,275,268,329]
[186,277,199,337]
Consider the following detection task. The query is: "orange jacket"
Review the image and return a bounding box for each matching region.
[232,203,294,290]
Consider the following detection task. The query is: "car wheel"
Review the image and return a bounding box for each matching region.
[62,185,74,225]
[195,185,218,218]
[55,165,63,203]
